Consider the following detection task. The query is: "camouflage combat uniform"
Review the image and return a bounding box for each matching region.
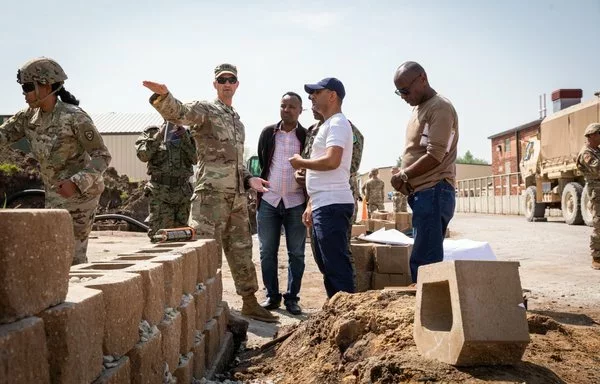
[576,122,600,269]
[135,122,196,238]
[362,175,385,217]
[149,92,258,297]
[0,101,111,264]
[392,191,408,212]
[349,122,364,224]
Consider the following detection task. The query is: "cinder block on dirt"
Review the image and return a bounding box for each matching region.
[195,241,209,284]
[172,247,199,294]
[371,219,387,232]
[41,285,104,384]
[193,287,207,333]
[204,332,234,380]
[383,221,396,230]
[351,225,366,237]
[91,356,131,384]
[0,317,50,384]
[414,260,530,366]
[179,294,196,354]
[204,277,218,320]
[77,272,144,356]
[371,272,411,289]
[203,319,219,369]
[350,243,374,272]
[0,209,73,324]
[174,352,194,384]
[151,254,184,309]
[192,333,206,379]
[126,329,162,384]
[157,310,182,373]
[374,245,412,275]
[202,239,221,277]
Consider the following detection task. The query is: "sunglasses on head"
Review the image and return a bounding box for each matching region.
[216,76,237,84]
[21,82,36,93]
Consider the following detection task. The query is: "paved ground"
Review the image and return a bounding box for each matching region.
[87,205,600,347]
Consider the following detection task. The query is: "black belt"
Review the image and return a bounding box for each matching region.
[150,175,189,186]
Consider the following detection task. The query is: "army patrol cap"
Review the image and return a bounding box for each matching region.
[584,123,600,137]
[17,57,68,85]
[214,63,237,78]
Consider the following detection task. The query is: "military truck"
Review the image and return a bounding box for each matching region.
[520,94,600,226]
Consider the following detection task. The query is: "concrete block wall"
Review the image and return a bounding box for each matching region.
[0,209,234,384]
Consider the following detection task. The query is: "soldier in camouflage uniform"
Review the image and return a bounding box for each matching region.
[135,121,196,239]
[361,168,385,217]
[142,63,278,322]
[0,57,111,264]
[576,122,600,270]
[391,166,408,212]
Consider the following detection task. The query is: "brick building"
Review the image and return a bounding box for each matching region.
[487,119,542,195]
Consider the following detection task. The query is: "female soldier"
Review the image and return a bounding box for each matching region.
[0,57,111,264]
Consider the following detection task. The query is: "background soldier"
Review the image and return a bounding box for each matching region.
[0,57,111,264]
[349,121,364,224]
[362,168,385,217]
[142,63,278,322]
[135,121,196,239]
[391,166,408,212]
[576,122,600,270]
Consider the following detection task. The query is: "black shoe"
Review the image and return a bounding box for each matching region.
[260,298,281,310]
[285,302,302,315]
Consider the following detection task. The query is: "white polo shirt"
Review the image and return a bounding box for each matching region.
[306,112,354,210]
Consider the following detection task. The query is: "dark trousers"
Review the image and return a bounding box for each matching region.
[408,180,456,282]
[257,201,306,304]
[311,203,355,297]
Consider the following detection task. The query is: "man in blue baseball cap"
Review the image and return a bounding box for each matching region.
[289,77,355,297]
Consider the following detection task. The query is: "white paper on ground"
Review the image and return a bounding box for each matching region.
[358,229,497,261]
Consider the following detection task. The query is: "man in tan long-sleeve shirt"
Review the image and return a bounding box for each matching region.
[391,61,459,283]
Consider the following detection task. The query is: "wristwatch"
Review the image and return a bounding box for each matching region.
[400,170,409,182]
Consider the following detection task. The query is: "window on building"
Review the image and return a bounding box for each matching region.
[504,138,511,153]
[505,161,511,174]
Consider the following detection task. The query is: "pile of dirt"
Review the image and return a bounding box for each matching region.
[232,290,600,384]
[0,146,43,207]
[96,167,149,224]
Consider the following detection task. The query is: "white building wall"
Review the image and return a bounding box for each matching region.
[101,134,148,181]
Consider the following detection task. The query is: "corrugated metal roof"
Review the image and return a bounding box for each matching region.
[90,112,164,134]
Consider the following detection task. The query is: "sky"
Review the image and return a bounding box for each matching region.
[1,0,599,174]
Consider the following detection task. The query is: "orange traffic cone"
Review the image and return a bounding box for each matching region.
[361,199,368,222]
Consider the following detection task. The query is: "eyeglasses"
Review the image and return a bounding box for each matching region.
[216,76,237,84]
[21,82,35,93]
[394,75,420,96]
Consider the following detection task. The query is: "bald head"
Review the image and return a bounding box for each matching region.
[393,61,433,106]
[396,61,426,78]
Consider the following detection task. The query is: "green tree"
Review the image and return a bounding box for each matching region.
[456,150,488,165]
[396,155,402,167]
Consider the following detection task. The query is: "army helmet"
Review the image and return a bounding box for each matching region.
[16,57,68,85]
[584,123,600,137]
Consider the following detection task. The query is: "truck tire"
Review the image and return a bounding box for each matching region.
[581,185,594,227]
[562,182,584,225]
[525,186,545,221]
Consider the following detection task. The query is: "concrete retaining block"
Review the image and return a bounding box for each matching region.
[215,269,223,304]
[204,332,234,380]
[172,247,199,294]
[414,260,530,366]
[174,352,194,384]
[203,319,219,369]
[179,294,196,354]
[195,241,209,284]
[355,271,372,292]
[157,311,182,373]
[41,285,104,384]
[0,209,73,324]
[374,245,411,275]
[92,356,131,384]
[204,277,218,320]
[126,330,163,384]
[193,287,207,333]
[214,302,229,338]
[192,333,206,379]
[350,243,374,272]
[371,272,411,289]
[75,272,144,356]
[0,317,50,384]
[151,254,184,309]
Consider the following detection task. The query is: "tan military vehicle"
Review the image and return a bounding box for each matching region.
[521,96,600,226]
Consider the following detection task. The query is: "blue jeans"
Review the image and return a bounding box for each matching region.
[311,203,355,297]
[257,200,306,304]
[408,180,456,282]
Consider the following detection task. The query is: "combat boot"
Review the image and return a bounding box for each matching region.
[241,294,279,323]
[592,258,600,270]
